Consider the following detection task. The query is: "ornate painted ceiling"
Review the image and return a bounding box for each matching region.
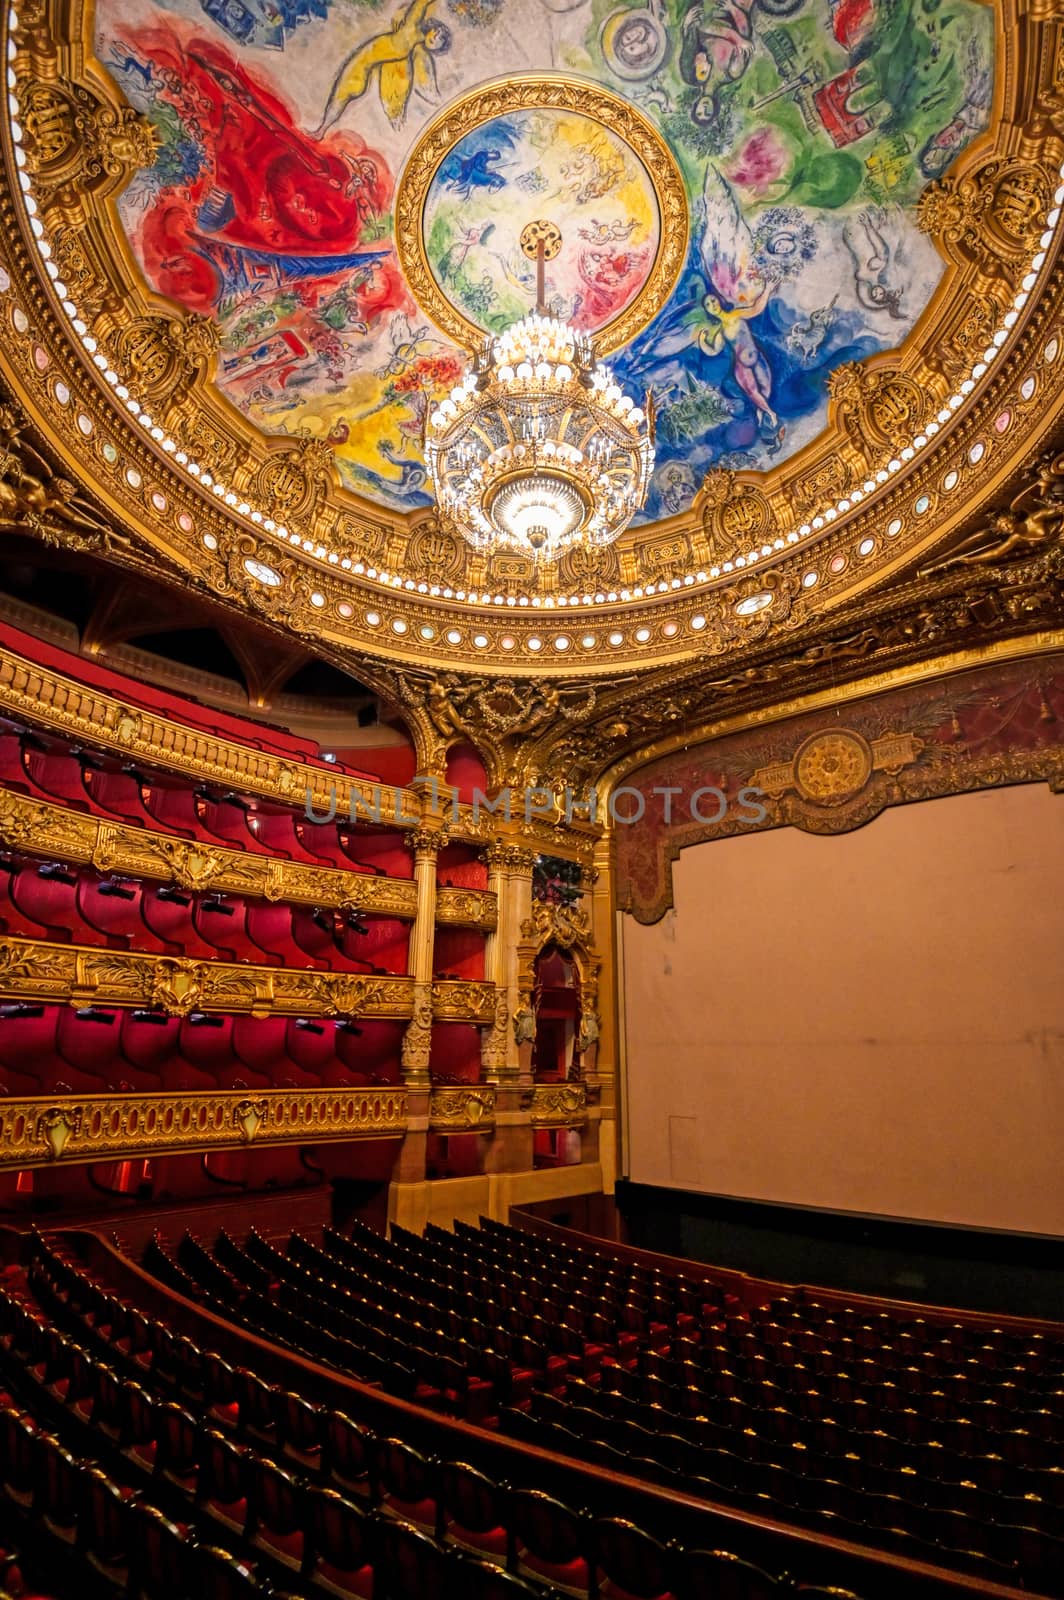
[0,0,1061,687]
[94,0,991,523]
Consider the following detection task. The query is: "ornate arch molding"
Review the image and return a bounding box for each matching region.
[0,1,1061,674]
[611,643,1064,924]
[514,902,603,1064]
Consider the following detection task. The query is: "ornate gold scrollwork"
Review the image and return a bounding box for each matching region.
[0,937,420,1018]
[529,1084,587,1127]
[0,1087,407,1170]
[429,1087,496,1131]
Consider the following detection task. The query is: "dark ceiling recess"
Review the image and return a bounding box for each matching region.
[281,658,373,701]
[133,628,247,685]
[0,541,99,631]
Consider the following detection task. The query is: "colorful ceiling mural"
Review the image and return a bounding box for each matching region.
[97,0,994,523]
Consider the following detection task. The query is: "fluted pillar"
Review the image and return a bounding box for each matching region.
[479,842,537,1085]
[399,826,446,1090]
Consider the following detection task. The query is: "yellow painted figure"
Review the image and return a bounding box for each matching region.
[317,0,451,130]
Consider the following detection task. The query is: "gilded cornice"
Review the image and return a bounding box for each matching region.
[0,1,1060,674]
[0,1086,407,1170]
[0,938,496,1020]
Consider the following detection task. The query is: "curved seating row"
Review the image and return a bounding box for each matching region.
[0,857,409,972]
[1,721,411,877]
[0,1005,403,1096]
[0,1237,866,1600]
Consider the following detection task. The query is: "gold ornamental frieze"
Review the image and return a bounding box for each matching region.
[0,938,416,1018]
[430,980,498,1025]
[529,1083,588,1127]
[0,1087,407,1170]
[428,1087,496,1132]
[0,786,420,915]
[435,887,498,930]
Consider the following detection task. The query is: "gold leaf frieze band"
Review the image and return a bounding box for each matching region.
[0,1087,408,1170]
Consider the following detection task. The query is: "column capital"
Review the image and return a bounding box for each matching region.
[405,826,449,858]
[480,843,538,874]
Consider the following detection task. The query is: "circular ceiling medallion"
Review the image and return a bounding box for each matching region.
[793,730,873,805]
[396,76,688,355]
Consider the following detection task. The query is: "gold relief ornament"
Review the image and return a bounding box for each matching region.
[36,1105,82,1161]
[917,158,1055,283]
[519,900,592,950]
[429,1087,495,1130]
[530,1083,587,1125]
[113,314,220,407]
[234,1098,269,1142]
[480,990,510,1070]
[431,980,497,1023]
[16,77,158,202]
[0,409,116,548]
[827,364,930,457]
[436,888,498,929]
[751,729,924,808]
[698,471,774,566]
[148,957,207,1016]
[401,987,434,1076]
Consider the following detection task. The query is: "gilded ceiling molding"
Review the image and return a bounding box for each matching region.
[0,937,496,1020]
[612,652,1064,923]
[0,2,1061,672]
[0,1086,407,1170]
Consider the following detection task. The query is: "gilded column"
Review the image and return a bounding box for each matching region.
[587,832,618,1191]
[480,842,537,1085]
[400,825,446,1089]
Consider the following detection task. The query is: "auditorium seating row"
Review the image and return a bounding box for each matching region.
[0,1006,403,1095]
[0,857,410,972]
[0,1238,859,1600]
[1,720,412,875]
[165,1221,1064,1593]
[0,621,374,781]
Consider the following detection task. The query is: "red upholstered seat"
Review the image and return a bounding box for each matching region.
[286,1018,349,1084]
[81,766,156,827]
[120,1011,179,1083]
[436,1461,509,1560]
[323,1410,376,1506]
[247,1456,304,1569]
[21,746,99,815]
[232,1016,303,1087]
[196,1428,250,1538]
[341,915,409,975]
[76,875,172,954]
[508,1488,590,1597]
[593,1518,676,1600]
[141,783,203,839]
[0,867,52,941]
[141,885,220,959]
[192,893,250,962]
[56,1007,123,1088]
[127,1501,193,1600]
[246,902,326,970]
[305,1485,375,1599]
[0,1005,101,1093]
[247,808,323,864]
[10,863,104,948]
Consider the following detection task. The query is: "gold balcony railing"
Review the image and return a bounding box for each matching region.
[0,1086,407,1169]
[0,938,498,1022]
[529,1083,587,1126]
[0,787,497,927]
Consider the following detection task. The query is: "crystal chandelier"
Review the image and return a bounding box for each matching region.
[424,222,654,563]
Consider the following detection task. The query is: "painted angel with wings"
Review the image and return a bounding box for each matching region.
[316,0,451,132]
[644,167,779,434]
